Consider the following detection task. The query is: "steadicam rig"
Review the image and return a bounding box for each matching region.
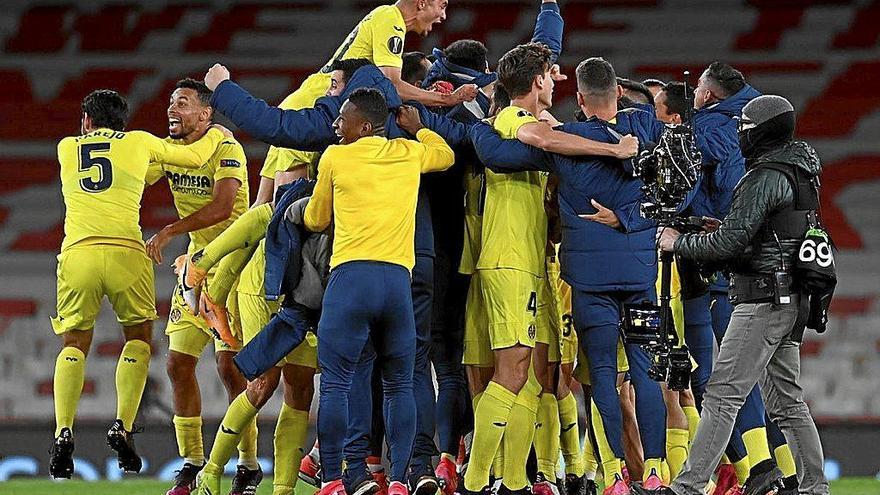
[633,123,703,226]
[623,80,703,391]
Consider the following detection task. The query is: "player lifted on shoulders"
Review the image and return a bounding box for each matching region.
[251,0,475,206]
[49,90,230,479]
[142,79,257,495]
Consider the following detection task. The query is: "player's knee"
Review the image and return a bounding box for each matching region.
[62,330,93,357]
[122,321,152,343]
[282,372,315,411]
[166,351,197,383]
[245,373,280,409]
[216,353,245,395]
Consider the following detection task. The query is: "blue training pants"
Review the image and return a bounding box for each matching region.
[317,261,417,487]
[573,288,667,460]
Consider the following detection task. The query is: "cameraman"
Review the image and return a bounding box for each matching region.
[645,96,828,495]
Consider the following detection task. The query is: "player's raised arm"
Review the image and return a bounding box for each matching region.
[469,121,554,173]
[381,66,478,108]
[303,151,334,232]
[516,120,638,159]
[140,126,227,168]
[532,0,564,62]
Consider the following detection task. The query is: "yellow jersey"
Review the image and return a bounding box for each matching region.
[146,136,249,253]
[476,106,548,277]
[57,127,225,252]
[459,162,485,275]
[304,129,454,271]
[262,4,407,179]
[321,4,407,73]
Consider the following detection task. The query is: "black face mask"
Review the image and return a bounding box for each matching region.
[739,111,796,165]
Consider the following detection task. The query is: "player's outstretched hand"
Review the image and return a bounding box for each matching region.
[205,63,231,91]
[580,199,621,229]
[615,134,639,159]
[210,123,234,137]
[396,105,425,135]
[146,227,173,265]
[550,64,567,82]
[451,84,479,105]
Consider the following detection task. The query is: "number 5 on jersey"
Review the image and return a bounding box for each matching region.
[79,142,113,193]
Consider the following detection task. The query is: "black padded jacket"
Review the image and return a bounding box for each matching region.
[674,141,822,276]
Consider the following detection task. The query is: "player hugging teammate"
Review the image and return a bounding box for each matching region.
[47,2,825,495]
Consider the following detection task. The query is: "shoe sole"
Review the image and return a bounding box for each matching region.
[107,433,142,473]
[352,480,381,495]
[298,471,322,487]
[415,478,440,495]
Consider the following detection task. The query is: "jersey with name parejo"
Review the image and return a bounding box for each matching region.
[57,127,225,252]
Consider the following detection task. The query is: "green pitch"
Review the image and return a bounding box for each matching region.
[2,478,878,495]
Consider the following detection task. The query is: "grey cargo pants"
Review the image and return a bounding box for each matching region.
[672,294,829,495]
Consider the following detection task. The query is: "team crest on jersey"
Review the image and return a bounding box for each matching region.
[528,324,537,341]
[220,159,241,168]
[388,36,404,55]
[170,308,181,323]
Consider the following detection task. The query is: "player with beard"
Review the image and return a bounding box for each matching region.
[143,79,255,495]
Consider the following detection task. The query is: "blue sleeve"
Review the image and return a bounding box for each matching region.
[469,122,554,173]
[413,103,470,147]
[532,2,564,63]
[211,80,339,151]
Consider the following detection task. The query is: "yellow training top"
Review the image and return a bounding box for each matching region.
[146,136,249,253]
[304,128,454,270]
[476,106,548,277]
[57,127,225,252]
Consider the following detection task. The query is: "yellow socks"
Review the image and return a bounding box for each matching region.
[502,376,541,490]
[115,340,151,431]
[463,382,516,491]
[535,392,560,476]
[238,416,259,469]
[591,399,621,488]
[54,346,86,437]
[205,393,259,477]
[666,428,689,479]
[774,444,797,479]
[683,406,700,443]
[742,427,772,468]
[173,415,205,465]
[273,404,310,495]
[558,392,583,476]
[644,458,663,480]
[733,456,751,485]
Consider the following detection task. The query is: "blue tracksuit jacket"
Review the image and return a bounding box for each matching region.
[470,107,666,292]
[690,84,761,220]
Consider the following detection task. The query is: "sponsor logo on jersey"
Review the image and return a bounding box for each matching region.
[165,171,212,196]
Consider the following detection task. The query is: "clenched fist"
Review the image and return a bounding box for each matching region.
[204,63,231,91]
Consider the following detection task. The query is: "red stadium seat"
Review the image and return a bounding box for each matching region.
[38,378,96,396]
[798,61,880,137]
[10,223,63,252]
[0,159,57,193]
[75,5,190,52]
[832,0,880,48]
[736,6,805,50]
[5,5,72,53]
[0,299,38,317]
[0,70,33,103]
[816,155,880,249]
